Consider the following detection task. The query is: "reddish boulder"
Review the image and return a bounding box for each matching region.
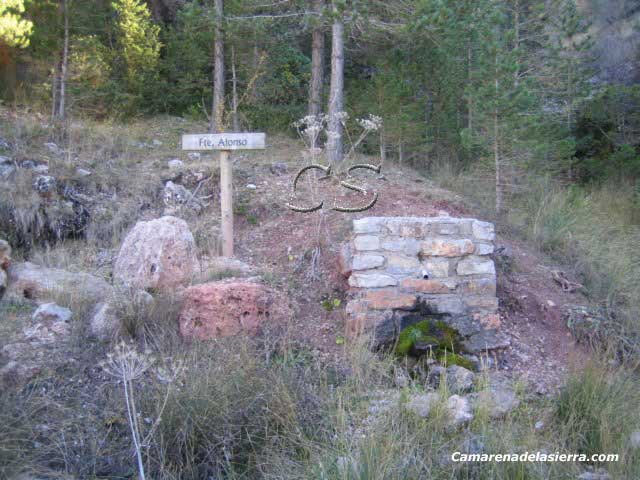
[179,280,289,340]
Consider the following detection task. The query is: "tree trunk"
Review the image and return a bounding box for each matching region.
[327,1,344,164]
[231,45,239,132]
[309,0,325,124]
[251,34,259,101]
[51,63,58,121]
[467,41,472,131]
[514,0,520,87]
[58,0,69,121]
[494,58,502,215]
[211,0,225,133]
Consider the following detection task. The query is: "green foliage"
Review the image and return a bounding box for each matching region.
[111,0,161,113]
[395,319,462,358]
[437,351,475,370]
[0,0,33,48]
[554,361,640,467]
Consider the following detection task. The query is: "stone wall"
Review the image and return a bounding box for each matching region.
[341,216,508,353]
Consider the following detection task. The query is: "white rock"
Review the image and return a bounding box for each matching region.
[168,159,184,169]
[475,386,520,418]
[33,303,72,323]
[246,183,257,189]
[152,139,163,146]
[446,365,475,394]
[113,216,200,292]
[407,392,441,417]
[630,430,640,448]
[44,142,60,155]
[88,302,120,341]
[187,152,201,160]
[447,394,474,426]
[76,168,92,177]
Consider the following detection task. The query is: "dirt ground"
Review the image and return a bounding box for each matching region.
[227,149,590,394]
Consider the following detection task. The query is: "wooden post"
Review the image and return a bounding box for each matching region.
[182,132,266,258]
[219,150,233,256]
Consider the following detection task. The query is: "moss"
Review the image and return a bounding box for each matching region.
[437,352,475,370]
[395,319,464,357]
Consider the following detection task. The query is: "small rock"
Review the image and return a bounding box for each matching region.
[21,159,36,169]
[578,470,611,480]
[0,138,9,149]
[88,302,120,341]
[187,152,201,160]
[535,420,545,431]
[0,239,10,269]
[246,183,257,190]
[44,142,60,154]
[33,175,56,194]
[152,139,163,146]
[33,164,49,174]
[447,394,474,426]
[426,366,446,389]
[76,168,91,177]
[0,269,7,298]
[269,162,288,175]
[33,303,72,323]
[475,386,519,419]
[394,369,409,388]
[168,159,184,169]
[406,392,440,418]
[630,430,640,448]
[0,360,41,388]
[1,342,31,361]
[446,365,475,393]
[0,157,14,178]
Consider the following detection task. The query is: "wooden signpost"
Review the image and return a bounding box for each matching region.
[182,132,266,257]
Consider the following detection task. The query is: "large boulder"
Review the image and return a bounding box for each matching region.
[113,216,200,292]
[8,262,114,303]
[0,239,10,299]
[179,280,289,340]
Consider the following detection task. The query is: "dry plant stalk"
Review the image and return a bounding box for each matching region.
[100,341,184,480]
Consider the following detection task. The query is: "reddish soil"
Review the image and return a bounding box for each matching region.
[231,159,589,393]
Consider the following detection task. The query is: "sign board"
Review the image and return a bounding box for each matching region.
[182,133,266,151]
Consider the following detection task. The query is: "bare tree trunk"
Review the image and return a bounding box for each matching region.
[51,64,59,121]
[231,45,239,132]
[494,57,502,215]
[309,0,325,124]
[514,0,520,87]
[251,34,259,101]
[379,127,386,164]
[58,0,69,121]
[327,1,344,164]
[211,0,225,133]
[467,41,472,131]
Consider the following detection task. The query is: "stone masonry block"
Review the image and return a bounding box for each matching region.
[353,218,383,234]
[421,258,451,278]
[460,277,496,296]
[354,235,380,251]
[400,278,457,293]
[352,254,385,271]
[385,255,419,274]
[457,256,496,276]
[474,243,494,255]
[472,220,495,241]
[365,290,416,310]
[381,238,421,256]
[420,239,474,257]
[348,273,398,288]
